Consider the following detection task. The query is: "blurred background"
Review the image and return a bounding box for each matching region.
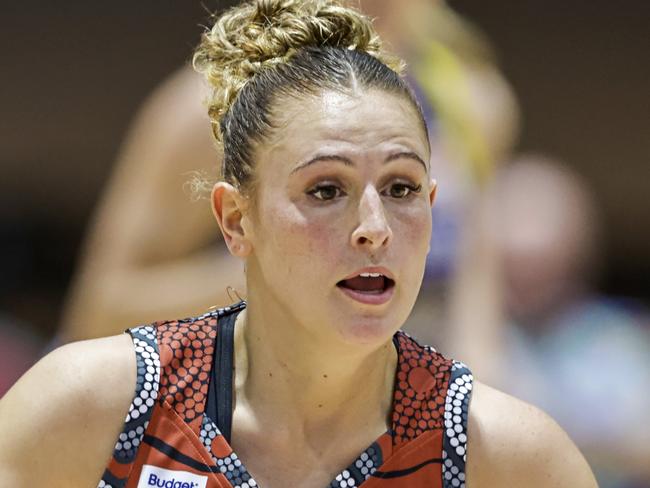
[1,0,648,486]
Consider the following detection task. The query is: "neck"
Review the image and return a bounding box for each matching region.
[234,289,398,443]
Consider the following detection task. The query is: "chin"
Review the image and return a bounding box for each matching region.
[333,312,403,347]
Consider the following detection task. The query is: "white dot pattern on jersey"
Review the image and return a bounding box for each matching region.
[327,443,382,487]
[97,326,160,488]
[217,452,257,488]
[354,448,381,480]
[199,414,220,452]
[331,469,356,488]
[442,361,473,488]
[199,415,257,488]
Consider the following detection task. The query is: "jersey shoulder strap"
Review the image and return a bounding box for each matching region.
[391,331,473,488]
[442,360,473,488]
[98,324,161,487]
[98,302,244,487]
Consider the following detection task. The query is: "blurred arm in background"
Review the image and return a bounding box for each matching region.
[59,67,244,343]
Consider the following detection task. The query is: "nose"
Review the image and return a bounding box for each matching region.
[351,186,393,252]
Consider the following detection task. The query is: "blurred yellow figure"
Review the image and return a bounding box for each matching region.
[358,0,519,182]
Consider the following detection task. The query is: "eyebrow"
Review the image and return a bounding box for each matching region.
[291,151,428,174]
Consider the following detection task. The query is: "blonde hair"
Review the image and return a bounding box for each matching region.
[192,0,421,192]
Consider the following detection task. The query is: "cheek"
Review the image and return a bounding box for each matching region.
[390,203,432,252]
[258,198,342,265]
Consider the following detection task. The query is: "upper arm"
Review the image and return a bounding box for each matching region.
[0,334,136,487]
[88,66,220,268]
[60,67,226,339]
[466,381,598,488]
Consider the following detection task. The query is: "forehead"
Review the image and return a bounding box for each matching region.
[261,89,429,165]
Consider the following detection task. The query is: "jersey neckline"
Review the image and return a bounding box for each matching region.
[203,301,421,487]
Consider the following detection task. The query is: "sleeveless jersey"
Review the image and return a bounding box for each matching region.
[98,302,473,488]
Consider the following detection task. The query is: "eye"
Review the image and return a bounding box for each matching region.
[307,184,345,201]
[384,182,422,199]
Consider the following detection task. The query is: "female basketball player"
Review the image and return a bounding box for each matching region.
[0,1,597,486]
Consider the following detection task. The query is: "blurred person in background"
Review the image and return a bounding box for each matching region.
[485,155,650,487]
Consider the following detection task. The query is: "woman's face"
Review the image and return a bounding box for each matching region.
[241,89,435,346]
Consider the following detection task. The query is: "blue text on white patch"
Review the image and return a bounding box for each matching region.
[137,465,208,488]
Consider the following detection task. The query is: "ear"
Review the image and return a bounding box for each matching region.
[429,178,438,207]
[211,182,252,258]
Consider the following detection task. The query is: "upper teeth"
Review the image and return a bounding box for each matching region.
[360,272,383,278]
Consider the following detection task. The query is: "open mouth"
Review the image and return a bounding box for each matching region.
[337,273,395,294]
[336,272,396,305]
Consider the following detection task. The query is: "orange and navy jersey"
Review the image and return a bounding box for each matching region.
[98,302,473,488]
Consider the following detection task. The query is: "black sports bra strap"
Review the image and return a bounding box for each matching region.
[207,306,240,444]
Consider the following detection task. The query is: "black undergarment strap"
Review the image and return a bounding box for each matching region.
[207,306,241,444]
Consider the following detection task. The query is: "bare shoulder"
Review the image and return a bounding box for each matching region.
[465,380,598,488]
[0,333,136,487]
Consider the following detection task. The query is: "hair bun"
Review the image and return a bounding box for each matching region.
[194,0,399,125]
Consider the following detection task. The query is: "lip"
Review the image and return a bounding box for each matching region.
[337,266,396,306]
[337,283,395,305]
[340,266,395,281]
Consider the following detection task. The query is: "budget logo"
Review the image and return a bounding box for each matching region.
[137,465,208,488]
